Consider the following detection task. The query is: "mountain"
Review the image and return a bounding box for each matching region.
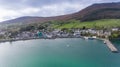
[76,2,120,21]
[1,14,73,24]
[1,2,120,24]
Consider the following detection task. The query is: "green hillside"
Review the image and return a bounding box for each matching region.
[52,19,120,29]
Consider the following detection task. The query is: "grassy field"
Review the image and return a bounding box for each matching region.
[52,19,120,29]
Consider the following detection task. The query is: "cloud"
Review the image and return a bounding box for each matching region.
[0,2,86,21]
[0,0,119,22]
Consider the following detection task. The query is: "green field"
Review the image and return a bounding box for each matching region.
[52,19,120,29]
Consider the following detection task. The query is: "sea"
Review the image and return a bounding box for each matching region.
[0,38,120,67]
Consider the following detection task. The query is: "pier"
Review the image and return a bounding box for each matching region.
[104,39,118,53]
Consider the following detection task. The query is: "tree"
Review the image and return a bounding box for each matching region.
[37,25,45,30]
[82,26,86,30]
[20,25,35,31]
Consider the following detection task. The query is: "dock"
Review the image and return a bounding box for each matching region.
[104,39,118,53]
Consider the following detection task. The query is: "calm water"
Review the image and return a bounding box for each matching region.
[0,38,120,67]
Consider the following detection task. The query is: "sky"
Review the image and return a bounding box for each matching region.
[0,0,119,22]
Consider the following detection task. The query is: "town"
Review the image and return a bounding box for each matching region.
[0,27,119,42]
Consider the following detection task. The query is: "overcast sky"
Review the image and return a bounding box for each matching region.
[0,0,119,22]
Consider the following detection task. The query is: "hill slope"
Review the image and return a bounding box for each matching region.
[77,2,120,21]
[1,2,120,24]
[53,19,120,29]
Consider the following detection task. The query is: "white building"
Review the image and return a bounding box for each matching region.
[112,28,119,31]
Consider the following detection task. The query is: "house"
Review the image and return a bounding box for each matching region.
[112,28,119,31]
[37,31,44,38]
[97,30,104,36]
[88,29,97,34]
[45,33,53,38]
[73,30,81,37]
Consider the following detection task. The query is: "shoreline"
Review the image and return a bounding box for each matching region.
[0,37,119,53]
[0,36,110,43]
[0,37,84,43]
[0,36,116,43]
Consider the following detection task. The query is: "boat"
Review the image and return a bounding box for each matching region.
[88,37,95,40]
[84,37,88,40]
[92,36,97,39]
[84,36,97,40]
[67,45,70,47]
[104,41,106,44]
[88,36,97,40]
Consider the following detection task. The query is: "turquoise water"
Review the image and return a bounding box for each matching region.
[0,38,120,67]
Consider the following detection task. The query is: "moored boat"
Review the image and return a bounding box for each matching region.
[104,41,106,44]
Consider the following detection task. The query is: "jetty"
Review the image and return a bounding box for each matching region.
[104,39,118,53]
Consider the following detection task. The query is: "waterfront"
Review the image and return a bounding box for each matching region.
[0,38,120,67]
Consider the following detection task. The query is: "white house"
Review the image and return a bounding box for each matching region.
[112,28,119,31]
